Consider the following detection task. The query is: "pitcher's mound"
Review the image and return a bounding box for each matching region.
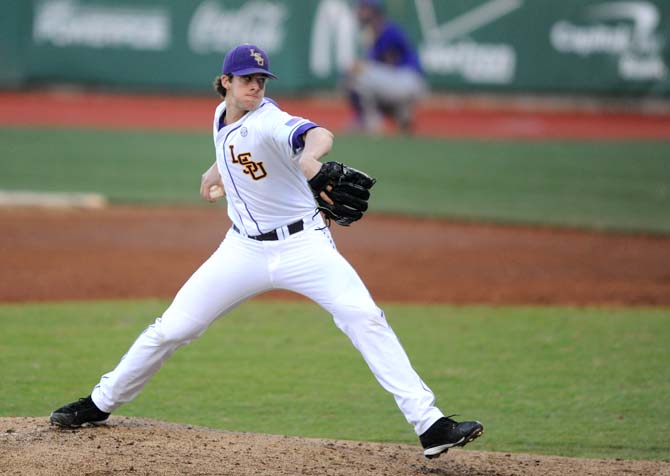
[1,417,666,476]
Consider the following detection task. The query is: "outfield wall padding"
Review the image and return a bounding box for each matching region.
[1,0,668,96]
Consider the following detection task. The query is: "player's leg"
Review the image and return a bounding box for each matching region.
[274,227,483,458]
[51,232,270,426]
[275,228,441,432]
[348,62,384,132]
[91,233,271,412]
[355,63,426,133]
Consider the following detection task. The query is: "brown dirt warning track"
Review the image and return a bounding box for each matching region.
[2,90,670,139]
[1,91,669,476]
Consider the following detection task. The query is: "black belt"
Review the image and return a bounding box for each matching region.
[233,220,304,241]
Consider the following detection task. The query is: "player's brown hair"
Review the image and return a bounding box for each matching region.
[213,74,233,98]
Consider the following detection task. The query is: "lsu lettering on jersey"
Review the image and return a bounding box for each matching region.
[213,98,319,236]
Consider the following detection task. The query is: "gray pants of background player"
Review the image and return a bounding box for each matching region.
[350,61,427,132]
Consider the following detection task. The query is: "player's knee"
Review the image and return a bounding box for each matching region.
[154,311,206,346]
[332,300,386,333]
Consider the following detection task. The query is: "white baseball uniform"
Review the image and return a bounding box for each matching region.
[90,97,444,435]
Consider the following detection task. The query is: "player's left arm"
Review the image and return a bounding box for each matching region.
[298,127,334,180]
[299,127,335,205]
[300,128,376,226]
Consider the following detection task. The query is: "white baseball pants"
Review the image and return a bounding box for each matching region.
[91,215,444,435]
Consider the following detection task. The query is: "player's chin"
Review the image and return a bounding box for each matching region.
[245,97,263,110]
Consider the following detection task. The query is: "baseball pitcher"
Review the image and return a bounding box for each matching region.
[50,44,482,459]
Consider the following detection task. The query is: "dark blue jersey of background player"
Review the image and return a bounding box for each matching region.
[367,21,423,75]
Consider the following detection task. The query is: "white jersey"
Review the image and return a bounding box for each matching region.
[212,98,318,235]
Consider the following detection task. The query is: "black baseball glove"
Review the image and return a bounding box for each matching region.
[308,161,376,226]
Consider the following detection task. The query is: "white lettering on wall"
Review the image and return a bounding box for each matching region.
[310,0,357,78]
[415,0,522,84]
[33,0,170,50]
[550,1,667,80]
[188,1,287,55]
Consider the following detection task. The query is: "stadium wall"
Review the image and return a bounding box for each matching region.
[1,0,668,96]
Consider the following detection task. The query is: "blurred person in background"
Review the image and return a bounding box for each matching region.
[345,0,427,134]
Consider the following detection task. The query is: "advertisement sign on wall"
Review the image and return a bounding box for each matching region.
[1,0,668,95]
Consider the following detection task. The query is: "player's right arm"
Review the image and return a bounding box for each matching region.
[200,162,225,202]
[263,107,333,203]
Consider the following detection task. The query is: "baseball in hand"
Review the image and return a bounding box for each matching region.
[209,184,225,200]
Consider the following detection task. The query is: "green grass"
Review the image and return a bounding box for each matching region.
[341,136,670,233]
[0,127,212,203]
[1,300,668,461]
[1,127,669,232]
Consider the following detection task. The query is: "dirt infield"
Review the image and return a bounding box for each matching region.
[1,206,670,305]
[1,417,668,476]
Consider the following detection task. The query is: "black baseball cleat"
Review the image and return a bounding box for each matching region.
[420,416,484,459]
[50,395,110,428]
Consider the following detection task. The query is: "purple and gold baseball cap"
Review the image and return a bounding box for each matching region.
[222,44,277,79]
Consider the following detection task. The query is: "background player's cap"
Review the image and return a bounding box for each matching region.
[222,44,277,79]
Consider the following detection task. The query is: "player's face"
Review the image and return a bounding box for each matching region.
[224,74,267,111]
[357,6,376,26]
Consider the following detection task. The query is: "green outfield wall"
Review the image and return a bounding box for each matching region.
[1,0,668,95]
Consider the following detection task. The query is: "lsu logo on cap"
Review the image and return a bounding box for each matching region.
[250,49,264,66]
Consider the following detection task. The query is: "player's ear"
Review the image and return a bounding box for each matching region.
[221,74,233,89]
[213,75,227,98]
